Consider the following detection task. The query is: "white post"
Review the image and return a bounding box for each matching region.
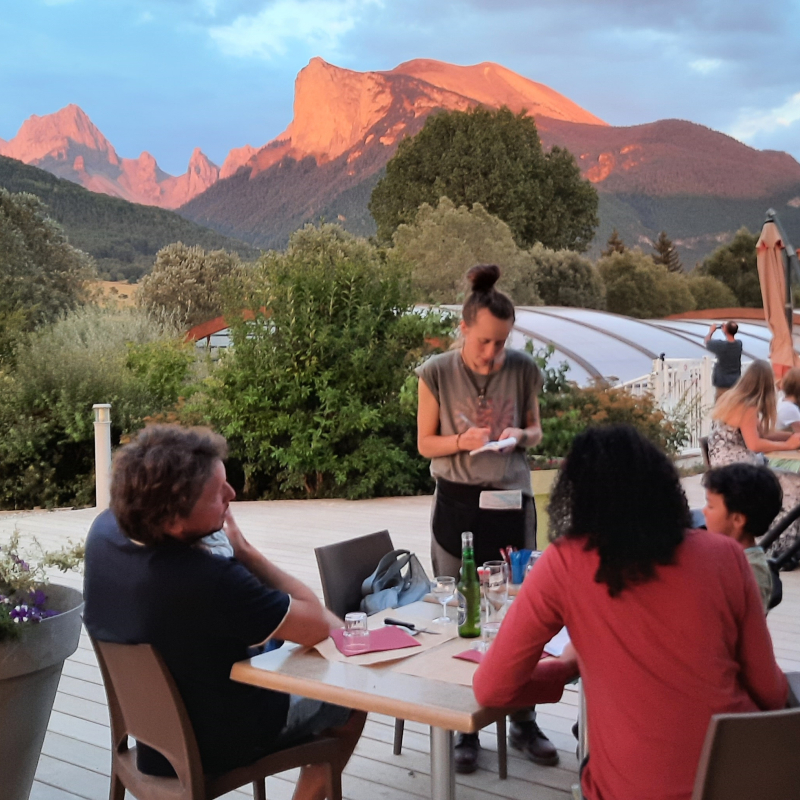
[93,404,112,511]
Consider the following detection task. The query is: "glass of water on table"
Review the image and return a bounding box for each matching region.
[431,576,457,624]
[473,560,508,652]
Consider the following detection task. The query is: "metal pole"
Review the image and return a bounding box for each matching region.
[429,727,455,800]
[93,404,112,511]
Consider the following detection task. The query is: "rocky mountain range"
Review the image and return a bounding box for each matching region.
[3,57,800,262]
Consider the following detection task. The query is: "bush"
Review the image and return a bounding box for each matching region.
[695,228,761,307]
[524,244,605,309]
[686,275,738,310]
[529,345,688,458]
[0,307,196,509]
[194,224,452,499]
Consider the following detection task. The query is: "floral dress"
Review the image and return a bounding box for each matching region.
[707,420,800,562]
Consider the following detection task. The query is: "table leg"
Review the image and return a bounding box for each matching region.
[578,678,589,764]
[429,726,455,800]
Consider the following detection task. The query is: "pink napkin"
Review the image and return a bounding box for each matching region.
[329,626,421,656]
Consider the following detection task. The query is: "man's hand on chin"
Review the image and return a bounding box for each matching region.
[223,509,250,559]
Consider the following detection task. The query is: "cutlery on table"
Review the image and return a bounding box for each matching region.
[383,618,441,635]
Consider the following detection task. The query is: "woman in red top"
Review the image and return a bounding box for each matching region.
[474,425,788,800]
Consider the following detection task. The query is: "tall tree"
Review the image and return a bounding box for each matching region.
[652,230,683,273]
[369,107,598,252]
[602,229,626,256]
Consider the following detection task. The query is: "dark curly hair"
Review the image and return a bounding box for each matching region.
[462,265,515,325]
[547,424,691,597]
[110,425,228,545]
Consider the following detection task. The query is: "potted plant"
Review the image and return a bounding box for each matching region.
[0,532,84,800]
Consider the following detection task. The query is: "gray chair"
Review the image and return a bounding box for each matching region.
[691,694,800,799]
[314,531,507,778]
[92,638,346,800]
[699,436,711,471]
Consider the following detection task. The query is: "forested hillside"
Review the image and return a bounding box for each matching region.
[0,156,258,281]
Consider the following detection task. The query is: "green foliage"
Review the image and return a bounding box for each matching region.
[0,155,258,281]
[138,242,243,328]
[652,230,683,273]
[370,107,598,252]
[695,227,761,307]
[527,344,688,458]
[194,224,451,500]
[0,307,196,509]
[524,243,605,309]
[390,197,541,305]
[686,275,738,310]
[598,248,696,318]
[602,228,626,256]
[0,188,94,361]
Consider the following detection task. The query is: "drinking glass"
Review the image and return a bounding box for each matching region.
[483,560,509,623]
[343,612,370,653]
[431,576,456,624]
[525,550,543,579]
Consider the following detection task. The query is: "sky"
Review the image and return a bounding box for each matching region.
[2,0,799,175]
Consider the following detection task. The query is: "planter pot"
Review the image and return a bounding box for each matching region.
[0,585,84,800]
[531,469,559,551]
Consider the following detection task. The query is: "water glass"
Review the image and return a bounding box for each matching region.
[472,621,501,653]
[482,560,509,622]
[343,612,370,652]
[525,550,543,579]
[431,576,456,624]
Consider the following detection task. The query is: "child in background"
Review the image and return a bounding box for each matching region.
[702,463,782,612]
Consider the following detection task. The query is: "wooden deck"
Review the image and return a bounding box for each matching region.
[2,483,798,800]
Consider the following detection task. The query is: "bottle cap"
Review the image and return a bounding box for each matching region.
[461,531,473,547]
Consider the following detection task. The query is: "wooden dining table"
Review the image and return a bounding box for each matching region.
[230,600,509,800]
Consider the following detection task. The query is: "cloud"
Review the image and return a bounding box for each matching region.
[730,92,800,142]
[208,0,382,59]
[689,58,722,74]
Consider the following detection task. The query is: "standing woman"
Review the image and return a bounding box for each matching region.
[416,264,555,771]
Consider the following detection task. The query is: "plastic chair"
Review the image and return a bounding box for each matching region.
[699,436,711,471]
[92,637,346,800]
[692,703,800,799]
[314,531,508,778]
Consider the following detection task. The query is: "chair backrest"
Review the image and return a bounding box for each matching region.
[691,705,800,799]
[92,638,204,792]
[699,436,710,471]
[315,530,394,618]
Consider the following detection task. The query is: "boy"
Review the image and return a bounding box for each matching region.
[702,463,782,612]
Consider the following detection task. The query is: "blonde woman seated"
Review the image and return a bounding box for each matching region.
[708,359,800,565]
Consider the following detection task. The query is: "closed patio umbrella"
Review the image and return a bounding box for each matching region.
[756,217,800,379]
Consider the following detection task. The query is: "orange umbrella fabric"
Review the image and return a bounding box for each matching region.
[757,221,800,378]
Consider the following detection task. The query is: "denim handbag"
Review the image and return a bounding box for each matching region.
[360,549,431,614]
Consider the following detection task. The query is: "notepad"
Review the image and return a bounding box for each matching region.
[469,437,517,456]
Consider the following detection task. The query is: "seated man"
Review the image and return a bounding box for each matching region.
[702,463,783,612]
[84,425,365,800]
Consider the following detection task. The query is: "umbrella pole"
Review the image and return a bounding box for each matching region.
[765,208,796,332]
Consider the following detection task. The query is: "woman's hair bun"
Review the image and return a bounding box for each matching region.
[467,264,501,293]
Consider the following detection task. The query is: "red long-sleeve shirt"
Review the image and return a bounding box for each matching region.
[473,530,788,800]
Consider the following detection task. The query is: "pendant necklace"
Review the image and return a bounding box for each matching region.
[462,355,497,409]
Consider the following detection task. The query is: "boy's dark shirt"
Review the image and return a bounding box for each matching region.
[83,509,291,775]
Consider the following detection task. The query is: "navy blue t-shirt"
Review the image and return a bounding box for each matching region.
[83,509,291,774]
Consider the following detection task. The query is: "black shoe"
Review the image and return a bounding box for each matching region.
[454,732,480,774]
[509,721,559,766]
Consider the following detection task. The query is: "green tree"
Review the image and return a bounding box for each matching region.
[390,197,540,305]
[369,107,598,252]
[602,229,626,256]
[198,224,451,500]
[695,227,761,307]
[652,230,683,273]
[525,244,605,309]
[0,189,94,361]
[138,242,244,329]
[686,275,737,310]
[598,249,695,318]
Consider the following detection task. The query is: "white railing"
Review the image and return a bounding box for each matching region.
[618,357,715,451]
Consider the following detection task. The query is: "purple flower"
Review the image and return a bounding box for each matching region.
[10,605,30,623]
[29,589,47,608]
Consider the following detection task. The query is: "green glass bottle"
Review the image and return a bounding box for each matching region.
[458,531,481,638]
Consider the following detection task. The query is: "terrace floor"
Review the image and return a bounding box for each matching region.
[2,477,799,800]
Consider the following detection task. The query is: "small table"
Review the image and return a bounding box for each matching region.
[230,601,507,800]
[768,450,800,473]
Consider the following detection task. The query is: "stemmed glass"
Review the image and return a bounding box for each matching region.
[431,576,456,624]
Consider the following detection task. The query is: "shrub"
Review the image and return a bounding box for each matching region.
[0,307,196,509]
[195,224,452,499]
